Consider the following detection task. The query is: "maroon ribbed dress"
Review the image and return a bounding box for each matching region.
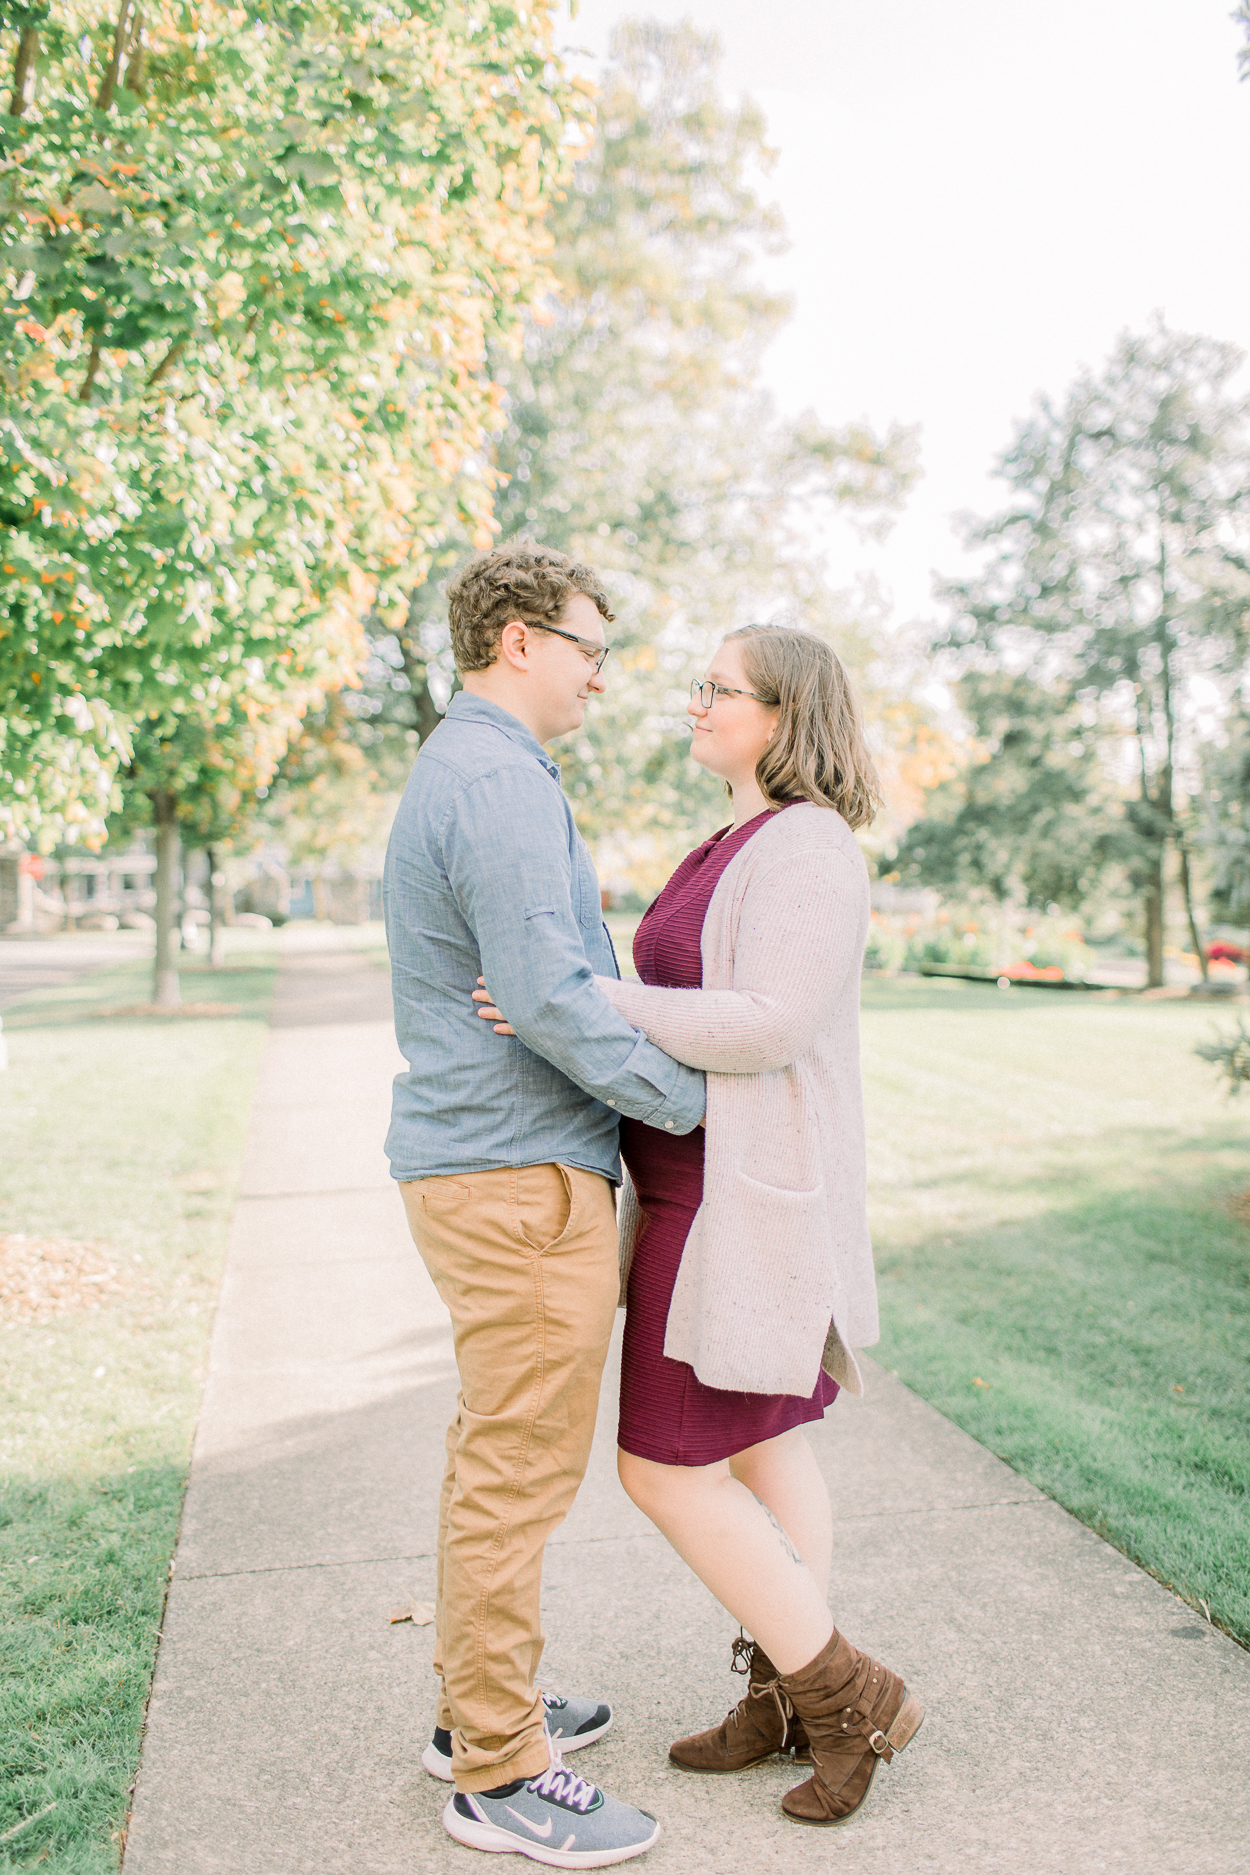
[617,810,839,1466]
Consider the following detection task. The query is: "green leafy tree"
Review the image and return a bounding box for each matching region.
[106,689,312,994]
[1199,713,1250,944]
[939,321,1250,986]
[344,19,916,894]
[0,0,586,993]
[892,671,1127,915]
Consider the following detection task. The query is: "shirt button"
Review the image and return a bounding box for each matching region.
[606,1100,616,1108]
[664,1120,674,1130]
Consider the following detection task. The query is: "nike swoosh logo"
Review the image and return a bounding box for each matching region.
[505,1808,553,1839]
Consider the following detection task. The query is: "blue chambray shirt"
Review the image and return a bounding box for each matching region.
[383,691,705,1183]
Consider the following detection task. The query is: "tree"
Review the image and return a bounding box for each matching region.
[939,321,1250,986]
[1198,714,1250,948]
[342,19,917,892]
[106,686,313,994]
[892,671,1127,915]
[260,717,395,919]
[1,1,587,994]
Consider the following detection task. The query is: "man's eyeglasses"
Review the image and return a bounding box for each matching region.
[530,622,611,674]
[690,678,767,709]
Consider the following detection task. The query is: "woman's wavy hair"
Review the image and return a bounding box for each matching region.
[724,624,882,830]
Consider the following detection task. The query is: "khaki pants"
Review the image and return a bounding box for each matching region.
[400,1162,619,1793]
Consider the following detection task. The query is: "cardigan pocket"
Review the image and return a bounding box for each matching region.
[713,1168,833,1395]
[731,1168,826,1258]
[734,1167,822,1204]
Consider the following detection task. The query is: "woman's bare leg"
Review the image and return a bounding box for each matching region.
[730,1427,833,1598]
[618,1440,833,1674]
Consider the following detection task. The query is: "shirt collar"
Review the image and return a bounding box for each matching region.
[445,689,561,780]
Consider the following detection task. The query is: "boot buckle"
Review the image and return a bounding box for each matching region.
[867,1728,893,1759]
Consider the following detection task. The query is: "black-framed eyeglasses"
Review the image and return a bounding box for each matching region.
[690,678,767,709]
[530,622,611,673]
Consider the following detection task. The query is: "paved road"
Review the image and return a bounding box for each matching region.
[122,936,1250,1875]
[0,931,153,1011]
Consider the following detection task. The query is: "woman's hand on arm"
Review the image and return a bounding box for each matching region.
[588,851,864,1073]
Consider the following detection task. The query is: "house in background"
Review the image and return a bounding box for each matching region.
[3,838,384,935]
[0,846,157,932]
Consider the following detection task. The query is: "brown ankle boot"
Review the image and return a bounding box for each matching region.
[777,1627,923,1824]
[669,1633,812,1773]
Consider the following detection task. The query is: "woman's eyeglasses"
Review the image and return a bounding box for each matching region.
[530,622,611,674]
[690,678,768,709]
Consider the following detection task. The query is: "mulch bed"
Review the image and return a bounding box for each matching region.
[88,1002,241,1019]
[0,1232,129,1324]
[1225,1190,1250,1226]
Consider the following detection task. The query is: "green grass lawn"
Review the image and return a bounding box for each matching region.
[0,940,276,1872]
[861,976,1250,1645]
[3,944,1247,1867]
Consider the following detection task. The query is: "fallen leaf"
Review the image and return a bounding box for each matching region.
[972,1377,990,1388]
[390,1600,435,1626]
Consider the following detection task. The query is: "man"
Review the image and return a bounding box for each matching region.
[383,543,705,1866]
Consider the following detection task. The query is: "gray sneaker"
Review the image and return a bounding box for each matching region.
[423,1692,613,1781]
[443,1751,660,1868]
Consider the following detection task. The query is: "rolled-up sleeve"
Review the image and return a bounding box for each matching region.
[441,764,705,1134]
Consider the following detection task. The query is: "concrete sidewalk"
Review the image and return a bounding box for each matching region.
[123,937,1250,1875]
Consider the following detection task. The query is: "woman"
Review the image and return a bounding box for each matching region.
[476,624,922,1828]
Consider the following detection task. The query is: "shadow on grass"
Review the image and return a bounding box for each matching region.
[875,1174,1250,1646]
[860,974,1182,1014]
[0,1465,186,1871]
[863,974,1027,1013]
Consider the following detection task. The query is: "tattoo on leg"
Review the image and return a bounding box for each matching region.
[753,1493,805,1567]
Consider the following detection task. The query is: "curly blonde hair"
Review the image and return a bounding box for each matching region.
[725,624,882,830]
[446,543,615,672]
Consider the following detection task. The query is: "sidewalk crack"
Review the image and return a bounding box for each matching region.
[174,1496,1050,1584]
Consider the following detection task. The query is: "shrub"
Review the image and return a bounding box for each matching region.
[904,927,994,972]
[1196,1021,1250,1094]
[864,926,906,972]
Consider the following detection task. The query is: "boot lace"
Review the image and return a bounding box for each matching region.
[728,1628,798,1752]
[730,1632,754,1676]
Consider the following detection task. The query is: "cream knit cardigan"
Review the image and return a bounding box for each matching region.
[596,800,877,1398]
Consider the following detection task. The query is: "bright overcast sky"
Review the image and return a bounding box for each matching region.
[561,1,1250,629]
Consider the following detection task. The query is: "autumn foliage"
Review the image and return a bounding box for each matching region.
[0,0,589,846]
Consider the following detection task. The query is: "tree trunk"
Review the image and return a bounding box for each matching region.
[78,337,102,403]
[152,795,181,1008]
[16,861,36,931]
[207,845,226,970]
[1144,845,1165,989]
[398,639,447,744]
[10,26,39,116]
[1176,839,1208,982]
[96,1,142,112]
[147,337,187,387]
